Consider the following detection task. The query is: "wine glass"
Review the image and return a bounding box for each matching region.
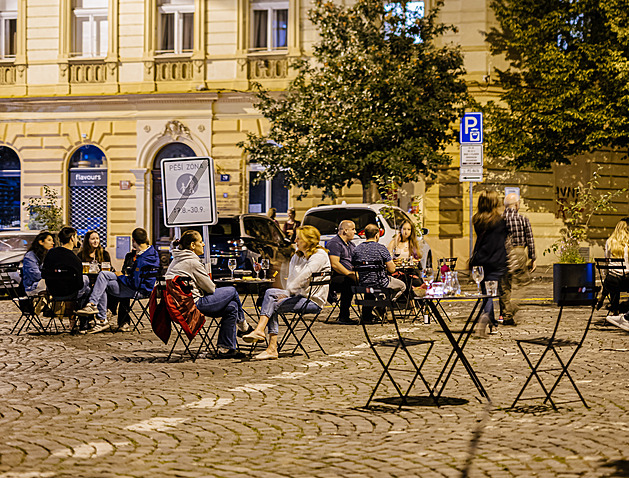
[261,258,270,279]
[253,259,262,279]
[227,258,237,280]
[471,266,484,295]
[421,268,435,286]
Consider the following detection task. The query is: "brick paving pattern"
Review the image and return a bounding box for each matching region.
[0,279,628,477]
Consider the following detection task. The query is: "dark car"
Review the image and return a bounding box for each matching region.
[176,214,294,284]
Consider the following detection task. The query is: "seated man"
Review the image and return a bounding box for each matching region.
[76,228,160,333]
[42,226,95,332]
[351,224,406,321]
[327,219,359,325]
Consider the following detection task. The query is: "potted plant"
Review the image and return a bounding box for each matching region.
[545,170,625,303]
[23,185,63,232]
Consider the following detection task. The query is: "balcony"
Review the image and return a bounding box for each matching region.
[154,58,194,81]
[69,60,107,84]
[247,56,289,80]
[0,64,16,85]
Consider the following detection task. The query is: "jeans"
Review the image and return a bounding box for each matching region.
[88,271,136,323]
[260,288,321,335]
[481,270,503,325]
[195,286,244,351]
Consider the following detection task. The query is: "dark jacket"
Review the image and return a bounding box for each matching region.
[77,249,112,264]
[119,245,160,294]
[470,217,508,277]
[42,246,84,298]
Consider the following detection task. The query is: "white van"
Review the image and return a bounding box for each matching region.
[302,203,432,269]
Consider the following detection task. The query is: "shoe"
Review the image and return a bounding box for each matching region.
[372,308,386,323]
[254,350,278,360]
[502,318,516,326]
[242,331,266,343]
[337,317,359,325]
[606,314,629,332]
[112,322,131,332]
[76,303,98,316]
[237,323,254,338]
[216,349,246,359]
[87,322,110,334]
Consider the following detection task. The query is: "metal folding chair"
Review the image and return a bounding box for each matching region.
[0,263,46,334]
[42,266,86,333]
[353,285,436,408]
[437,257,457,281]
[511,285,599,410]
[352,259,389,323]
[278,271,331,358]
[120,265,161,332]
[594,257,627,316]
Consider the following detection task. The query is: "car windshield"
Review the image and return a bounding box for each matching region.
[0,235,33,252]
[303,209,379,235]
[380,207,413,230]
[184,219,239,238]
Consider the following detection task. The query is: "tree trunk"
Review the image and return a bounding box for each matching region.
[362,181,377,203]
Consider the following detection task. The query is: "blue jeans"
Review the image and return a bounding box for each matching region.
[195,286,244,350]
[260,288,321,335]
[481,270,503,325]
[88,271,136,323]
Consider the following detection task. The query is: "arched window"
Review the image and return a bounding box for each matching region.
[68,144,108,241]
[0,146,20,229]
[152,142,195,246]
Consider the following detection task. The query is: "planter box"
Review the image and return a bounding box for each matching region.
[553,263,595,305]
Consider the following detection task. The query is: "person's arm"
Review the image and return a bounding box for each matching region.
[387,237,396,254]
[22,252,41,286]
[386,260,396,274]
[524,217,536,271]
[286,253,327,295]
[191,260,215,294]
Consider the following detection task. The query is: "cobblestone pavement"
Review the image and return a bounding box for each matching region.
[0,279,628,478]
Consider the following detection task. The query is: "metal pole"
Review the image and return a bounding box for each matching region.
[202,225,211,277]
[469,182,474,261]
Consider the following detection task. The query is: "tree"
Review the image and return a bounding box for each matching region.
[24,185,63,231]
[239,0,468,201]
[484,0,629,170]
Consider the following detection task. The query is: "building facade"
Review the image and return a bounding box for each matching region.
[0,0,627,267]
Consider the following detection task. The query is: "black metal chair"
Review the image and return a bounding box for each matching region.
[0,263,46,334]
[278,271,331,358]
[119,265,162,332]
[594,257,627,316]
[42,266,87,333]
[511,285,599,410]
[352,259,390,323]
[437,257,457,281]
[353,285,436,408]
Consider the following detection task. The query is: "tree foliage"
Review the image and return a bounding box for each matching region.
[485,0,629,169]
[24,185,63,231]
[239,0,468,200]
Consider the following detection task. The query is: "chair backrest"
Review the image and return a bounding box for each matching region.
[297,270,332,314]
[438,257,457,280]
[552,285,599,345]
[43,267,80,300]
[352,259,386,286]
[0,262,25,301]
[594,257,625,282]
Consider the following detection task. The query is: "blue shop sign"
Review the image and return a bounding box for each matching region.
[70,168,108,187]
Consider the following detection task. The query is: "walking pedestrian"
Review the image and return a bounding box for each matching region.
[499,193,536,326]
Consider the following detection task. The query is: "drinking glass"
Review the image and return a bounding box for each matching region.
[261,258,270,279]
[253,259,262,279]
[471,266,484,294]
[227,258,237,279]
[421,268,435,286]
[101,262,111,271]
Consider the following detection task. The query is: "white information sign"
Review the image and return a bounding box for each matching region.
[460,165,483,182]
[460,144,483,166]
[161,156,217,227]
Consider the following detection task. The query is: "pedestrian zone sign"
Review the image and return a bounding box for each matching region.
[460,112,483,144]
[161,156,217,227]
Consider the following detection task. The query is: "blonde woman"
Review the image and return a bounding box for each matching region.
[243,225,331,360]
[600,217,629,314]
[387,220,422,261]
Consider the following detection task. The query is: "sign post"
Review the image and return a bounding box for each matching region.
[459,113,484,261]
[161,156,217,269]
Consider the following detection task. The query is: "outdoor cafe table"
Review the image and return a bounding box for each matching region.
[416,292,495,403]
[213,277,274,323]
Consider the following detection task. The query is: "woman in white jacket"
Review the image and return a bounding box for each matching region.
[243,225,331,360]
[165,230,249,359]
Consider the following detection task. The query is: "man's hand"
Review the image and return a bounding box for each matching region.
[349,271,359,282]
[530,260,536,272]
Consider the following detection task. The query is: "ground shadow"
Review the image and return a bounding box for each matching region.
[501,403,559,414]
[600,459,629,477]
[374,395,469,407]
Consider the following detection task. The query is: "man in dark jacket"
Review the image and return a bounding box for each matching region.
[76,228,160,333]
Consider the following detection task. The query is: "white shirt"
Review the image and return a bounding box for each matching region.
[286,248,331,307]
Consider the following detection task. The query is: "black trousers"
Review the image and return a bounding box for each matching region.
[602,274,629,313]
[331,274,355,320]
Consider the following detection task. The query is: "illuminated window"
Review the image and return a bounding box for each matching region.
[157,0,194,55]
[0,0,17,59]
[250,1,288,51]
[72,0,108,57]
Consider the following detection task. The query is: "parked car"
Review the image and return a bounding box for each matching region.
[0,230,41,291]
[302,203,432,269]
[177,215,294,285]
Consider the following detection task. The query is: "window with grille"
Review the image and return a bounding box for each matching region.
[72,0,108,57]
[157,0,194,55]
[250,1,288,51]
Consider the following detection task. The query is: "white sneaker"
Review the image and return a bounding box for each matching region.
[236,320,250,333]
[87,322,110,334]
[606,314,629,332]
[76,303,98,316]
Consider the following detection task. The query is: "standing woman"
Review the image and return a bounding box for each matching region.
[599,217,629,314]
[165,230,250,358]
[243,225,331,360]
[22,231,55,296]
[470,190,507,335]
[282,207,301,243]
[78,230,112,264]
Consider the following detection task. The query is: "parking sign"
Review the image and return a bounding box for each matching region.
[460,113,483,144]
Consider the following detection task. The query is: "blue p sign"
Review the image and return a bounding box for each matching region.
[460,113,483,144]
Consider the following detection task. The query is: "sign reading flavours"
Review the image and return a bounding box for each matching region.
[69,168,107,187]
[160,156,217,227]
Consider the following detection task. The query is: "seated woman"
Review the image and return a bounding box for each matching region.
[387,219,423,288]
[78,230,112,265]
[22,231,55,296]
[243,225,331,360]
[599,217,629,314]
[165,230,250,359]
